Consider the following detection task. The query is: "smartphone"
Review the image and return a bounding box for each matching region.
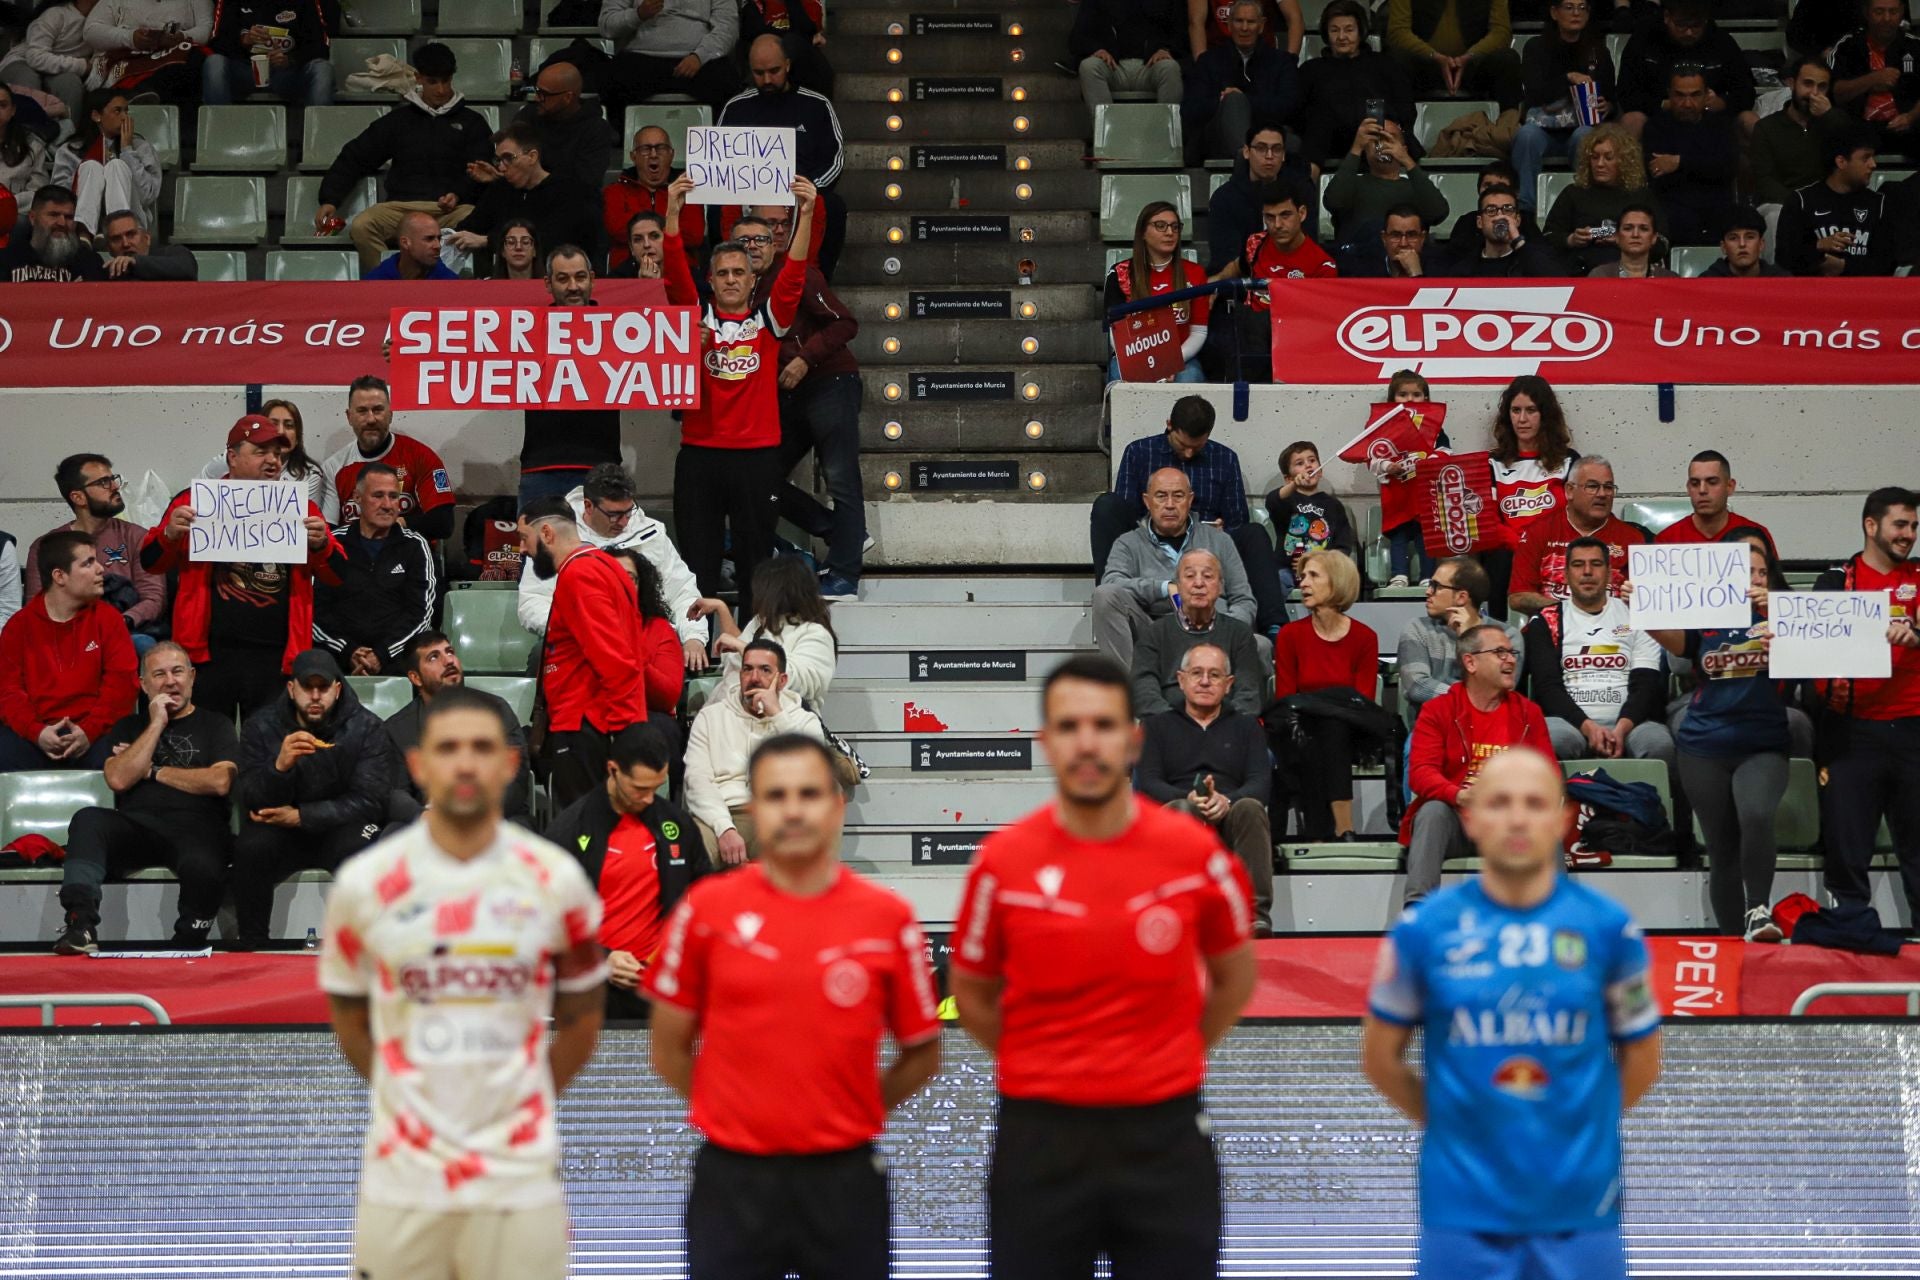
[1364,98,1387,123]
[1193,773,1215,796]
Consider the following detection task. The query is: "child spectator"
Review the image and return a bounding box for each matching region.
[1373,370,1454,588]
[1265,440,1359,595]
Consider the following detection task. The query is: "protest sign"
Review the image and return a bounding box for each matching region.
[1768,591,1893,679]
[683,126,796,206]
[1628,543,1749,629]
[387,305,704,411]
[188,478,306,564]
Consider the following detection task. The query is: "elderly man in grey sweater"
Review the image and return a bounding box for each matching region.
[1094,466,1259,669]
[1132,549,1266,718]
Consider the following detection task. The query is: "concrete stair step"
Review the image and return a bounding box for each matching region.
[833,9,1071,38]
[845,139,1087,170]
[837,648,1086,683]
[865,867,973,924]
[839,100,1089,140]
[836,243,1105,285]
[846,772,1054,827]
[864,452,1108,497]
[846,209,1095,242]
[867,499,1093,567]
[839,170,1098,209]
[861,363,1104,407]
[835,70,1082,99]
[838,284,1103,322]
[853,319,1109,366]
[837,732,1041,771]
[835,32,1029,64]
[843,828,989,873]
[832,600,1092,647]
[825,683,1049,733]
[864,404,1102,452]
[845,575,1091,604]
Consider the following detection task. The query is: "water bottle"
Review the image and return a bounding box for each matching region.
[304,927,319,951]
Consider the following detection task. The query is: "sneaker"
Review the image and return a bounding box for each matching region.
[53,921,98,955]
[1744,906,1784,943]
[862,533,876,554]
[819,574,860,601]
[1388,574,1410,588]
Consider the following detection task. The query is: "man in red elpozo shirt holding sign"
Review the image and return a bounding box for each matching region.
[663,171,816,620]
[951,654,1257,1279]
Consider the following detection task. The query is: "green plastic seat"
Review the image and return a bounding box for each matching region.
[0,771,117,848]
[466,675,537,724]
[284,175,378,245]
[191,248,248,280]
[1619,498,1690,536]
[132,102,181,168]
[681,672,723,720]
[447,588,537,675]
[472,102,504,132]
[342,0,422,33]
[1208,170,1229,197]
[1671,245,1721,278]
[1092,103,1182,169]
[331,36,408,97]
[622,103,713,158]
[1285,842,1402,869]
[192,105,288,171]
[345,675,416,721]
[1413,99,1499,153]
[1430,170,1481,225]
[265,249,360,280]
[1536,170,1576,221]
[442,37,515,100]
[171,176,268,243]
[300,104,388,171]
[438,0,524,33]
[1099,173,1191,242]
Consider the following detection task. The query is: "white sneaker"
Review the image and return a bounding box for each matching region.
[1744,906,1783,943]
[1388,574,1410,588]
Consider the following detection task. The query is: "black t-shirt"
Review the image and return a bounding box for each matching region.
[0,239,105,283]
[208,559,294,651]
[105,708,240,842]
[1265,489,1358,563]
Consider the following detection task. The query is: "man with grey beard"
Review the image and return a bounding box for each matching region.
[0,185,106,282]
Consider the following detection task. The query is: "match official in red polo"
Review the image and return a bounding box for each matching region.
[644,734,942,1280]
[950,653,1258,1279]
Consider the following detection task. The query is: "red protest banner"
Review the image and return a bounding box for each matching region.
[0,280,671,389]
[1112,305,1185,383]
[387,304,703,410]
[1415,450,1502,559]
[1272,279,1920,384]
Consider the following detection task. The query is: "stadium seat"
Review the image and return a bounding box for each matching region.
[1208,170,1229,197]
[300,105,387,172]
[442,38,515,101]
[265,249,360,280]
[529,35,614,67]
[192,105,288,172]
[1430,170,1481,224]
[345,675,415,721]
[1286,842,1401,869]
[1620,498,1688,532]
[446,588,536,675]
[438,0,524,33]
[331,36,408,98]
[133,103,180,168]
[1098,173,1192,242]
[1536,170,1575,218]
[472,103,504,132]
[1671,245,1720,277]
[466,675,537,724]
[682,672,723,720]
[622,103,713,157]
[341,0,421,33]
[1316,170,1333,240]
[1605,32,1628,67]
[1413,100,1498,154]
[191,248,247,280]
[284,175,378,245]
[1091,104,1182,169]
[170,176,268,243]
[0,772,115,848]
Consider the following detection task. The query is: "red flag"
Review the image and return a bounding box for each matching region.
[1337,402,1446,466]
[1416,451,1501,559]
[1112,306,1185,383]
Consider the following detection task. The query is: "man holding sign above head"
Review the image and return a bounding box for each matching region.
[1508,455,1645,618]
[142,415,341,725]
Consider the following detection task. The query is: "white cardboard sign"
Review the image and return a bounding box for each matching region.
[187,478,306,564]
[1627,542,1749,629]
[683,126,796,206]
[1767,591,1893,679]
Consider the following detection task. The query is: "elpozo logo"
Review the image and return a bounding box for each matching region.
[1335,286,1613,378]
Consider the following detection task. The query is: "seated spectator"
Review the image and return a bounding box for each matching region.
[1443,160,1543,262]
[1510,454,1644,614]
[384,630,532,821]
[1457,183,1564,275]
[98,208,195,279]
[1070,0,1186,107]
[53,641,237,953]
[1132,549,1266,716]
[683,636,829,864]
[199,398,336,522]
[1513,0,1619,215]
[1104,201,1209,384]
[1831,0,1920,156]
[1094,467,1257,667]
[314,42,493,275]
[1585,202,1670,274]
[320,375,456,542]
[1396,555,1524,731]
[1655,449,1778,552]
[516,463,709,671]
[606,548,690,756]
[362,209,458,280]
[1323,119,1448,250]
[450,125,604,269]
[720,36,847,275]
[1206,123,1316,274]
[1182,0,1299,162]
[1702,205,1788,276]
[51,90,159,240]
[1752,57,1842,231]
[0,531,19,630]
[546,721,711,1020]
[507,61,612,192]
[0,183,104,281]
[1296,0,1416,170]
[1616,0,1757,137]
[233,649,398,948]
[1136,642,1275,934]
[1642,68,1738,244]
[0,9,88,125]
[490,217,542,280]
[605,126,704,273]
[1385,0,1522,109]
[0,530,138,772]
[695,555,838,705]
[201,0,333,105]
[0,85,51,201]
[1339,203,1449,276]
[26,455,165,656]
[1206,179,1337,378]
[1190,0,1299,57]
[1544,125,1655,272]
[1272,550,1378,839]
[144,415,340,722]
[81,0,209,100]
[1265,440,1359,594]
[600,0,743,113]
[739,0,834,96]
[1778,125,1902,276]
[312,465,437,677]
[1373,370,1452,585]
[1401,623,1552,902]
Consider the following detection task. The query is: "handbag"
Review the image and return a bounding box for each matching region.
[802,698,868,793]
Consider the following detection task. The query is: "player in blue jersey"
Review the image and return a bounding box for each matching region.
[1362,749,1663,1280]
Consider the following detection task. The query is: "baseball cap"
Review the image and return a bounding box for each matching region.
[227,413,285,448]
[290,649,344,685]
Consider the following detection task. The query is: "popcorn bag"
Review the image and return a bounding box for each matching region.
[1415,450,1501,560]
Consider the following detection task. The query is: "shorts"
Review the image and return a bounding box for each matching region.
[1419,1226,1627,1280]
[351,1199,569,1280]
[686,1141,889,1280]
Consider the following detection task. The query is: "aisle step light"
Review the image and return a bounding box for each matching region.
[1024,419,1045,439]
[884,470,904,490]
[884,302,903,320]
[1020,336,1039,355]
[1021,381,1040,400]
[884,420,904,440]
[883,336,902,354]
[1018,300,1038,319]
[1026,470,1048,491]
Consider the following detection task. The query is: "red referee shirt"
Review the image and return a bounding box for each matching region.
[599,815,665,959]
[644,864,941,1155]
[951,800,1253,1107]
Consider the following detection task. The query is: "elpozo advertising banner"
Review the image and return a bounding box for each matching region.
[0,279,677,392]
[1271,279,1920,384]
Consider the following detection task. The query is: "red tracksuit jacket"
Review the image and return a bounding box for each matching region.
[543,546,649,733]
[1400,680,1553,845]
[0,595,139,742]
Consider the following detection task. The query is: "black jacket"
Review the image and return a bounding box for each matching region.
[1183,43,1299,132]
[1295,49,1416,168]
[1616,23,1754,117]
[314,523,439,675]
[511,100,615,193]
[545,784,712,925]
[1519,31,1618,114]
[385,690,533,819]
[1136,707,1270,804]
[319,94,494,207]
[1448,236,1565,276]
[238,681,399,834]
[1069,0,1188,63]
[1206,163,1318,272]
[716,85,846,186]
[1831,27,1920,120]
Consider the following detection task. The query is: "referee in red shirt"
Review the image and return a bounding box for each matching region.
[645,734,942,1279]
[951,653,1258,1279]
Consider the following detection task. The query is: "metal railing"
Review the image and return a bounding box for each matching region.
[0,993,172,1026]
[1789,983,1920,1017]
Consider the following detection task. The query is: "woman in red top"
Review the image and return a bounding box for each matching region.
[610,549,688,760]
[1103,201,1209,384]
[1272,550,1378,840]
[1484,374,1579,619]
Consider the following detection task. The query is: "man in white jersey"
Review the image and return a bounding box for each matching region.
[321,686,607,1280]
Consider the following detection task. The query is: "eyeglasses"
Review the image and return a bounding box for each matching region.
[1470,647,1519,660]
[1425,579,1458,594]
[1481,203,1519,217]
[83,473,125,491]
[531,87,571,99]
[734,234,773,247]
[1247,142,1285,156]
[1147,219,1183,233]
[592,503,636,526]
[635,142,672,153]
[493,151,522,167]
[1575,481,1617,494]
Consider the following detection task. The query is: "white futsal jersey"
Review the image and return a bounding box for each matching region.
[319,823,608,1210]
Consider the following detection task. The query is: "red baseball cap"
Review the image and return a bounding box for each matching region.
[227,413,284,447]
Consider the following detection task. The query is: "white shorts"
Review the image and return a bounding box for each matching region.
[351,1199,569,1280]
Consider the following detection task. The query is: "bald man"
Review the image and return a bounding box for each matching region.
[509,60,614,192]
[363,210,459,280]
[718,33,847,274]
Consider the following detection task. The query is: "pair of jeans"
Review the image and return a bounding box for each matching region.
[777,372,866,582]
[232,819,382,944]
[1387,520,1435,580]
[201,53,335,105]
[1822,716,1920,922]
[517,466,590,511]
[0,724,114,773]
[1511,122,1594,212]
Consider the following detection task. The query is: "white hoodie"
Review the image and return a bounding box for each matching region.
[682,684,826,836]
[516,484,704,646]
